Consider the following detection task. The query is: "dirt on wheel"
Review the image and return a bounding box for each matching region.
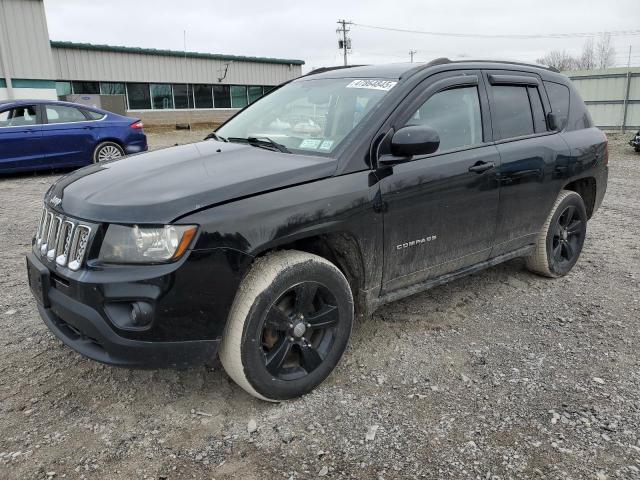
[1,131,639,479]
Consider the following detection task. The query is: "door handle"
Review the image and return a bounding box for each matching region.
[468,161,495,173]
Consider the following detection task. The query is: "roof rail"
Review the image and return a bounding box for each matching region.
[304,65,368,77]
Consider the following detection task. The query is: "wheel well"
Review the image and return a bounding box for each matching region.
[95,139,124,151]
[256,233,365,313]
[564,177,597,218]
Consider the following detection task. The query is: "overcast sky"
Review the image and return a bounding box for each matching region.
[44,0,640,73]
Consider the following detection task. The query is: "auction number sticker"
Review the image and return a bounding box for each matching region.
[299,138,322,149]
[346,79,398,91]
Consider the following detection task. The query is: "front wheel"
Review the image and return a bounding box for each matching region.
[219,250,354,401]
[93,141,124,163]
[526,190,587,278]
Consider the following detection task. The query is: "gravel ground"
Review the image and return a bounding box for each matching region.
[1,132,639,480]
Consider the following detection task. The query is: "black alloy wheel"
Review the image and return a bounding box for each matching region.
[261,282,339,381]
[551,204,584,267]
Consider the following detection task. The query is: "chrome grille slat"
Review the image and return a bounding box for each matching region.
[34,206,93,271]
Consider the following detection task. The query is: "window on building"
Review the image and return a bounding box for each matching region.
[45,105,88,124]
[72,81,100,95]
[407,86,483,152]
[126,83,151,110]
[55,81,72,99]
[263,86,276,94]
[213,85,231,108]
[492,85,534,139]
[230,85,248,108]
[248,86,264,104]
[100,82,125,95]
[150,84,174,109]
[173,84,194,109]
[0,105,37,127]
[194,84,213,108]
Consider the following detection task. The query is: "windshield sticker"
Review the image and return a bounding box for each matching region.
[319,140,334,151]
[299,138,322,149]
[346,79,398,91]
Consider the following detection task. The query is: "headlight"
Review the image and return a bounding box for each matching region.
[98,224,197,264]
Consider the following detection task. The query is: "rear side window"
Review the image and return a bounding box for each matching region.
[406,86,483,152]
[543,81,570,130]
[0,105,37,126]
[84,110,105,120]
[46,105,87,124]
[528,86,547,133]
[492,85,534,139]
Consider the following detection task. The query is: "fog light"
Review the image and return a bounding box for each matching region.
[130,301,153,327]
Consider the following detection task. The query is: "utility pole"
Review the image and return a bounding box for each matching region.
[409,50,417,63]
[621,45,632,132]
[337,20,352,66]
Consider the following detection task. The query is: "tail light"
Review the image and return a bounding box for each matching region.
[603,133,609,166]
[130,121,144,130]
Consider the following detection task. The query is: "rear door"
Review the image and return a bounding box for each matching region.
[484,71,572,257]
[41,104,95,166]
[379,71,501,292]
[0,104,44,172]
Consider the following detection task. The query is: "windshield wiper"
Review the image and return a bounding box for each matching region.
[204,132,228,142]
[227,136,290,154]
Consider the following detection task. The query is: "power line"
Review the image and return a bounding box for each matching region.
[352,22,640,39]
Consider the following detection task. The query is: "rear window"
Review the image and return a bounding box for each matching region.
[492,85,534,139]
[543,81,570,130]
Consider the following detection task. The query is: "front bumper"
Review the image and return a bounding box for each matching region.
[26,244,251,368]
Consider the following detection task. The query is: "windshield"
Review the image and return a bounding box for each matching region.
[216,78,398,154]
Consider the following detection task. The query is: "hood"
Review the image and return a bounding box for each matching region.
[46,140,337,223]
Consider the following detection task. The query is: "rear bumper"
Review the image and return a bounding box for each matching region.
[125,134,148,154]
[27,251,220,368]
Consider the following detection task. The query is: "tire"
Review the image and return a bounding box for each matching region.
[219,250,354,401]
[93,141,124,163]
[526,190,587,278]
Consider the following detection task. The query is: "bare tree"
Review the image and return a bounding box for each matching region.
[536,50,577,71]
[595,33,616,69]
[577,38,596,70]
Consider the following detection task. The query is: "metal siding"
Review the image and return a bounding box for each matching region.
[571,77,627,101]
[627,104,640,127]
[585,103,624,127]
[0,0,56,79]
[52,47,301,85]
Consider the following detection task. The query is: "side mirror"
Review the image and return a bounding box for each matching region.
[388,125,440,160]
[546,112,558,131]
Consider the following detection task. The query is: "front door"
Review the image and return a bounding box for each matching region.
[378,71,500,292]
[0,104,43,172]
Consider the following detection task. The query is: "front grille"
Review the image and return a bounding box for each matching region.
[35,207,93,271]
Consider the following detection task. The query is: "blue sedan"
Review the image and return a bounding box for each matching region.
[0,99,147,174]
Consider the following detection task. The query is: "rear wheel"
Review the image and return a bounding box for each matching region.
[93,141,124,163]
[219,250,353,401]
[526,190,587,277]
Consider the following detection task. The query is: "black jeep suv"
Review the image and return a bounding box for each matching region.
[27,60,608,401]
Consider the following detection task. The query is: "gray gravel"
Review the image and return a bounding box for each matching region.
[1,132,639,479]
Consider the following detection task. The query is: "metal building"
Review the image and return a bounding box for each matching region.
[566,67,640,130]
[0,0,304,125]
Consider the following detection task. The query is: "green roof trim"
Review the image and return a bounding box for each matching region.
[50,41,305,66]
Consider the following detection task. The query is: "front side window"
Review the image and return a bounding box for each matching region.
[492,85,534,139]
[216,77,396,154]
[0,105,37,127]
[127,83,151,109]
[72,81,99,95]
[45,105,87,124]
[406,86,483,152]
[150,84,174,109]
